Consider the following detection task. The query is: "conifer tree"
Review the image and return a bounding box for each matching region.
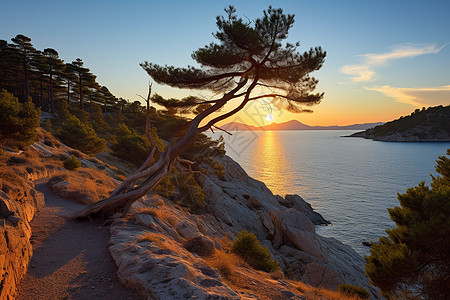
[10,35,38,102]
[73,6,326,218]
[43,48,65,113]
[69,58,96,110]
[62,62,77,105]
[366,150,450,299]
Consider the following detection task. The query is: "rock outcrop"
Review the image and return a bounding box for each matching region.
[0,179,44,300]
[109,196,240,299]
[109,155,381,299]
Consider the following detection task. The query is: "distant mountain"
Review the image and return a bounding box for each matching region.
[221,120,383,131]
[349,105,450,142]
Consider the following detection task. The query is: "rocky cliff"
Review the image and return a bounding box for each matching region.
[109,155,381,299]
[2,129,382,299]
[0,158,45,299]
[0,129,122,299]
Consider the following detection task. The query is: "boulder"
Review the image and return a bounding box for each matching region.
[270,209,322,258]
[109,220,239,299]
[183,235,216,257]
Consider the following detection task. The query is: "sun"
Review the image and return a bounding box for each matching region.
[265,113,274,121]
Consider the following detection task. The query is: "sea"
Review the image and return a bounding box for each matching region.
[208,130,450,256]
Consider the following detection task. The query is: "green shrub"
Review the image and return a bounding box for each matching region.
[173,171,205,213]
[231,230,278,272]
[64,155,81,170]
[110,123,152,166]
[58,116,106,155]
[154,175,175,198]
[338,284,370,299]
[0,89,40,148]
[89,103,110,134]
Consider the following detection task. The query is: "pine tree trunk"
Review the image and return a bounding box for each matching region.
[24,62,30,102]
[49,71,54,113]
[79,76,83,110]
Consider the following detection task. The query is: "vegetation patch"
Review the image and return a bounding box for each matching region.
[231,230,278,272]
[0,89,40,149]
[207,250,244,281]
[63,155,81,170]
[338,284,369,299]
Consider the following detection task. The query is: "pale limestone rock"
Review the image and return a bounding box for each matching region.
[109,220,239,299]
[107,154,381,299]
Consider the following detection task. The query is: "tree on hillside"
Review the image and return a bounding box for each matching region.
[0,89,40,148]
[62,62,77,105]
[69,58,96,110]
[73,6,326,218]
[365,150,450,299]
[42,48,65,113]
[10,35,39,102]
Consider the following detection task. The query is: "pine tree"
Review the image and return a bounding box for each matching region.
[69,58,96,110]
[73,6,326,218]
[42,48,65,113]
[10,35,38,102]
[366,149,450,299]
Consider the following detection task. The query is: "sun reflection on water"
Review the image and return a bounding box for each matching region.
[250,131,293,196]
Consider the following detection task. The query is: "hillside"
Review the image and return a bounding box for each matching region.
[222,120,383,131]
[0,129,381,299]
[349,105,450,142]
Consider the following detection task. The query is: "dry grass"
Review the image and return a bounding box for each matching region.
[48,168,118,204]
[138,232,159,243]
[137,232,186,254]
[137,207,159,216]
[296,281,360,300]
[206,250,246,281]
[136,207,177,226]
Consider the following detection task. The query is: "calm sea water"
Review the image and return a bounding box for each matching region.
[209,130,450,256]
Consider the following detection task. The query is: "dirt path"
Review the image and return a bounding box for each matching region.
[17,180,139,300]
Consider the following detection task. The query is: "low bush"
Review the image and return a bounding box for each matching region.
[173,171,205,213]
[154,175,175,198]
[338,284,370,299]
[231,230,278,272]
[110,123,152,166]
[58,116,106,155]
[64,155,81,170]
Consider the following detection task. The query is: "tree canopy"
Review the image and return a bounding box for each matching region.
[365,149,450,299]
[0,34,119,113]
[142,5,326,131]
[74,5,327,218]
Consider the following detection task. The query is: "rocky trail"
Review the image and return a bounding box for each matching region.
[17,180,138,300]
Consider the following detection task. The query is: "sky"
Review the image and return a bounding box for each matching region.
[1,0,449,127]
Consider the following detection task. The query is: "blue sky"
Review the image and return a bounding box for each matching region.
[1,0,449,126]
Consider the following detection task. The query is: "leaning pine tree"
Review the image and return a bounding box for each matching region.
[73,6,326,218]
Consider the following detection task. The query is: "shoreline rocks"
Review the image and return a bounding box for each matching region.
[109,155,381,299]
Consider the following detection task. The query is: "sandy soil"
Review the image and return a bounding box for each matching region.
[17,180,139,300]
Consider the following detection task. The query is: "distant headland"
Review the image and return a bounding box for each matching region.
[348,105,450,142]
[221,120,383,131]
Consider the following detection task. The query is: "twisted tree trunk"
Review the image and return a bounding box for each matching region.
[73,79,250,219]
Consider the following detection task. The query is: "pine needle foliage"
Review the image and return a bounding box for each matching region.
[141,6,326,118]
[365,149,450,299]
[0,89,40,148]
